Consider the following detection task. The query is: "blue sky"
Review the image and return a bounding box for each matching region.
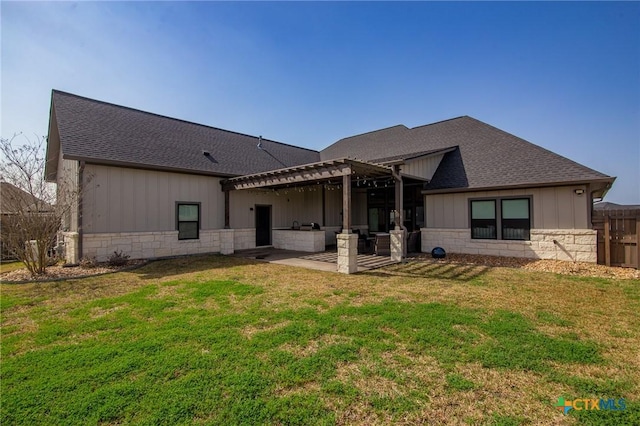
[2,1,638,203]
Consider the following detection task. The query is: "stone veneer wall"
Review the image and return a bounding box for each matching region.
[421,228,597,263]
[233,229,256,251]
[62,232,79,264]
[272,230,325,252]
[83,230,224,261]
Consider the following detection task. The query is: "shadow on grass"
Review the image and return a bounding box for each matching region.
[365,260,491,282]
[133,254,261,280]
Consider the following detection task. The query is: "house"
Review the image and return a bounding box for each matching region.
[0,181,54,259]
[45,90,615,272]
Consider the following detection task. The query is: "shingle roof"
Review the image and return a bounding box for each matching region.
[320,116,613,190]
[51,90,320,177]
[1,182,53,214]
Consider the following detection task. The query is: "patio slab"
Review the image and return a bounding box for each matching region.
[232,248,398,273]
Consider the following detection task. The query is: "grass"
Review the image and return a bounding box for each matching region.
[0,260,24,274]
[1,255,639,425]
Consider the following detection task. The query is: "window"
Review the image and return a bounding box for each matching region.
[470,200,497,239]
[470,197,531,240]
[501,198,530,240]
[176,203,200,240]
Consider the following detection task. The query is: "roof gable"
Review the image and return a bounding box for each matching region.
[50,90,320,177]
[321,116,613,190]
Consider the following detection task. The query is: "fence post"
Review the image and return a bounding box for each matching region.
[604,214,611,266]
[636,214,640,269]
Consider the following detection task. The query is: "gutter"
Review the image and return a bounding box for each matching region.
[421,177,616,195]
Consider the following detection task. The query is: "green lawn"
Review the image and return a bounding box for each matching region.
[0,260,24,274]
[1,255,639,425]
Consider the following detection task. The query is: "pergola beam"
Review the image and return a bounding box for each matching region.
[221,158,392,192]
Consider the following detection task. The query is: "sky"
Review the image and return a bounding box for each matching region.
[2,1,639,203]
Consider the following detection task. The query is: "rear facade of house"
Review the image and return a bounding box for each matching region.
[45,90,614,266]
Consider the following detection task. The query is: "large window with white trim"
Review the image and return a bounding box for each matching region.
[470,197,531,241]
[176,202,200,240]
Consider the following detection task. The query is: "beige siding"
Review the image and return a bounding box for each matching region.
[230,188,324,229]
[83,164,225,233]
[320,187,367,228]
[425,185,589,230]
[324,188,342,226]
[57,151,79,232]
[400,154,444,180]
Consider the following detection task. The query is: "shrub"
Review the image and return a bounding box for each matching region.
[107,250,130,267]
[79,256,98,269]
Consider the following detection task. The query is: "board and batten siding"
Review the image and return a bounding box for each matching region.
[230,189,323,229]
[82,164,225,233]
[57,151,79,232]
[400,154,444,181]
[323,188,367,227]
[425,185,590,230]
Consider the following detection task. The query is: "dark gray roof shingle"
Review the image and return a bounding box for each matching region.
[51,90,320,176]
[320,116,613,190]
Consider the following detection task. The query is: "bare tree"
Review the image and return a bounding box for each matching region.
[0,133,74,276]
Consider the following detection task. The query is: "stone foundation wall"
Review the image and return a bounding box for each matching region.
[273,230,325,252]
[62,232,79,264]
[233,229,256,251]
[83,230,223,262]
[421,228,597,262]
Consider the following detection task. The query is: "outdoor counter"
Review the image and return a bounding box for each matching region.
[272,229,326,252]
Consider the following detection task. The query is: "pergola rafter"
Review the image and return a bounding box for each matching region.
[220,158,405,273]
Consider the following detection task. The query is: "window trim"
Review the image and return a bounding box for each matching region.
[176,202,201,240]
[469,196,532,241]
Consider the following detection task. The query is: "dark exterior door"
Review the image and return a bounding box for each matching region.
[255,205,272,246]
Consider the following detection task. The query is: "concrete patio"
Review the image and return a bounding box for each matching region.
[232,248,399,273]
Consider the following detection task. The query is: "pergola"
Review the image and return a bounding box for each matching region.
[221,158,407,273]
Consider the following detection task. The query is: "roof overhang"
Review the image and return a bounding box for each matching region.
[222,158,393,191]
[421,177,616,196]
[374,146,458,166]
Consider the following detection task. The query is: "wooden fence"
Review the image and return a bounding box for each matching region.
[592,209,640,269]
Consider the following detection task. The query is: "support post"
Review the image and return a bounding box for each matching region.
[393,166,404,231]
[392,165,406,261]
[636,214,640,270]
[604,214,611,266]
[224,190,230,229]
[342,172,351,233]
[337,169,357,273]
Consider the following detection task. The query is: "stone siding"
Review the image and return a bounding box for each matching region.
[421,228,597,263]
[337,233,358,274]
[61,232,79,264]
[272,230,325,252]
[233,229,256,251]
[83,230,223,261]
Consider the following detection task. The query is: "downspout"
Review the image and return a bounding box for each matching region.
[77,161,85,261]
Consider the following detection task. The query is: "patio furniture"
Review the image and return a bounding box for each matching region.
[407,230,420,253]
[374,233,390,256]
